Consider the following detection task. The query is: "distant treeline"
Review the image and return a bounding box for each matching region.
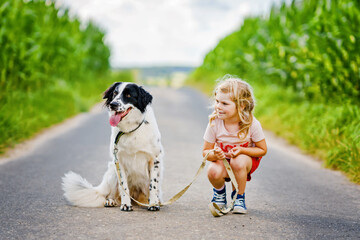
[189,0,359,103]
[116,66,195,80]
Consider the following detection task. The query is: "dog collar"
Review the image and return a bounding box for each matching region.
[114,118,145,145]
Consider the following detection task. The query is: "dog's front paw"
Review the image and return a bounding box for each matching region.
[148,205,160,211]
[104,199,116,207]
[120,204,133,211]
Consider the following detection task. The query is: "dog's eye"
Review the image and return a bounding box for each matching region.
[113,91,118,96]
[126,94,131,98]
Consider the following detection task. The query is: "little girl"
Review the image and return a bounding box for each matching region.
[203,75,267,214]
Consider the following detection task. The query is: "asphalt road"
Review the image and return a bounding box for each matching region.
[0,87,359,240]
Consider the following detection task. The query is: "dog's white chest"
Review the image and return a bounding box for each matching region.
[117,128,161,158]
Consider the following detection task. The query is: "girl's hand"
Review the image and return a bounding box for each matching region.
[213,147,226,160]
[229,147,242,158]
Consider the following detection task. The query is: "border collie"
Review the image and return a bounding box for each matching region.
[62,82,164,211]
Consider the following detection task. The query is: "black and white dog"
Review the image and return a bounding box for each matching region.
[62,82,164,211]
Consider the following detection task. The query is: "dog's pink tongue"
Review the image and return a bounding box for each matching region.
[109,114,122,127]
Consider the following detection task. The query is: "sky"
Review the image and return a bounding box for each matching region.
[56,0,289,68]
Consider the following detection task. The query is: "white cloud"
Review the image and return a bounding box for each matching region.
[56,0,289,67]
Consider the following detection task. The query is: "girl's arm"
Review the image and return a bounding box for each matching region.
[229,139,267,158]
[203,141,226,162]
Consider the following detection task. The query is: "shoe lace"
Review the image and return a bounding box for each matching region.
[235,197,245,207]
[213,191,226,202]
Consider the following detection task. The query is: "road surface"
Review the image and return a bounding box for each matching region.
[0,87,359,239]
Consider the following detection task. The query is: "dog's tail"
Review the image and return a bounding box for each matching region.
[62,171,108,207]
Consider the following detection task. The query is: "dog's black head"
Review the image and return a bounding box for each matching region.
[103,82,153,127]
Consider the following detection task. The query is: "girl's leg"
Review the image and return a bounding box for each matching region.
[208,160,228,207]
[207,160,227,189]
[229,154,252,194]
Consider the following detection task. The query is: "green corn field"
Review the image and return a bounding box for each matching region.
[188,0,360,182]
[0,0,133,152]
[0,0,110,92]
[191,0,359,103]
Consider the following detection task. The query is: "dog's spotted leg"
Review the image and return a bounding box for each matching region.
[148,158,161,211]
[116,162,133,211]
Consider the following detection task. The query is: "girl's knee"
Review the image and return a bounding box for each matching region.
[230,155,252,172]
[207,163,225,180]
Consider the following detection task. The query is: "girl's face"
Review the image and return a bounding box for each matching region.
[215,91,239,121]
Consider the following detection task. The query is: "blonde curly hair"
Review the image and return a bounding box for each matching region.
[209,75,255,141]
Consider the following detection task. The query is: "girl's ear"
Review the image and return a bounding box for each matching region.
[237,99,245,111]
[240,104,246,111]
[137,86,153,112]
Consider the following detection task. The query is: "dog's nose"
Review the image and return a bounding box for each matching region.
[110,101,119,110]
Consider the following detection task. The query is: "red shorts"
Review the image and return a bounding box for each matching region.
[225,157,262,182]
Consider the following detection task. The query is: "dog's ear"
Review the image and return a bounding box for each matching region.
[138,86,153,112]
[103,82,121,99]
[103,82,121,105]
